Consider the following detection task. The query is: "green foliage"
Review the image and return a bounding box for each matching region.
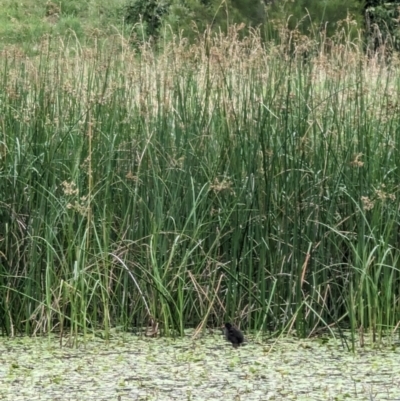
[160,0,267,44]
[58,0,88,16]
[0,0,129,50]
[124,0,170,40]
[365,1,400,52]
[0,0,48,46]
[55,16,85,38]
[231,0,266,26]
[123,0,267,45]
[266,0,364,39]
[160,0,219,42]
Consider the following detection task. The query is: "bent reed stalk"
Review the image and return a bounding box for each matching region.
[1,27,400,343]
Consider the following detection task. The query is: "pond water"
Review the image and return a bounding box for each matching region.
[1,331,399,400]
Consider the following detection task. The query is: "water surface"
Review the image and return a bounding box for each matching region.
[1,332,399,400]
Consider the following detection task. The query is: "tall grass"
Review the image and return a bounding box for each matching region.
[1,27,400,342]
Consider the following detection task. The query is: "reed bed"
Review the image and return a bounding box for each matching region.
[1,27,400,345]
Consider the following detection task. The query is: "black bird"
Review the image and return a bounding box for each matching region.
[223,322,245,348]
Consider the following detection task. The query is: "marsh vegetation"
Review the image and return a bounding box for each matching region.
[1,21,400,349]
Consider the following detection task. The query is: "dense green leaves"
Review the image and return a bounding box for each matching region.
[365,1,400,52]
[265,0,364,38]
[125,0,170,39]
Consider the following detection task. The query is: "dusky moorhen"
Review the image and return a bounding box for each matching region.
[224,322,244,348]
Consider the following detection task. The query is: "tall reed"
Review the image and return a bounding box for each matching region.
[1,28,400,341]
